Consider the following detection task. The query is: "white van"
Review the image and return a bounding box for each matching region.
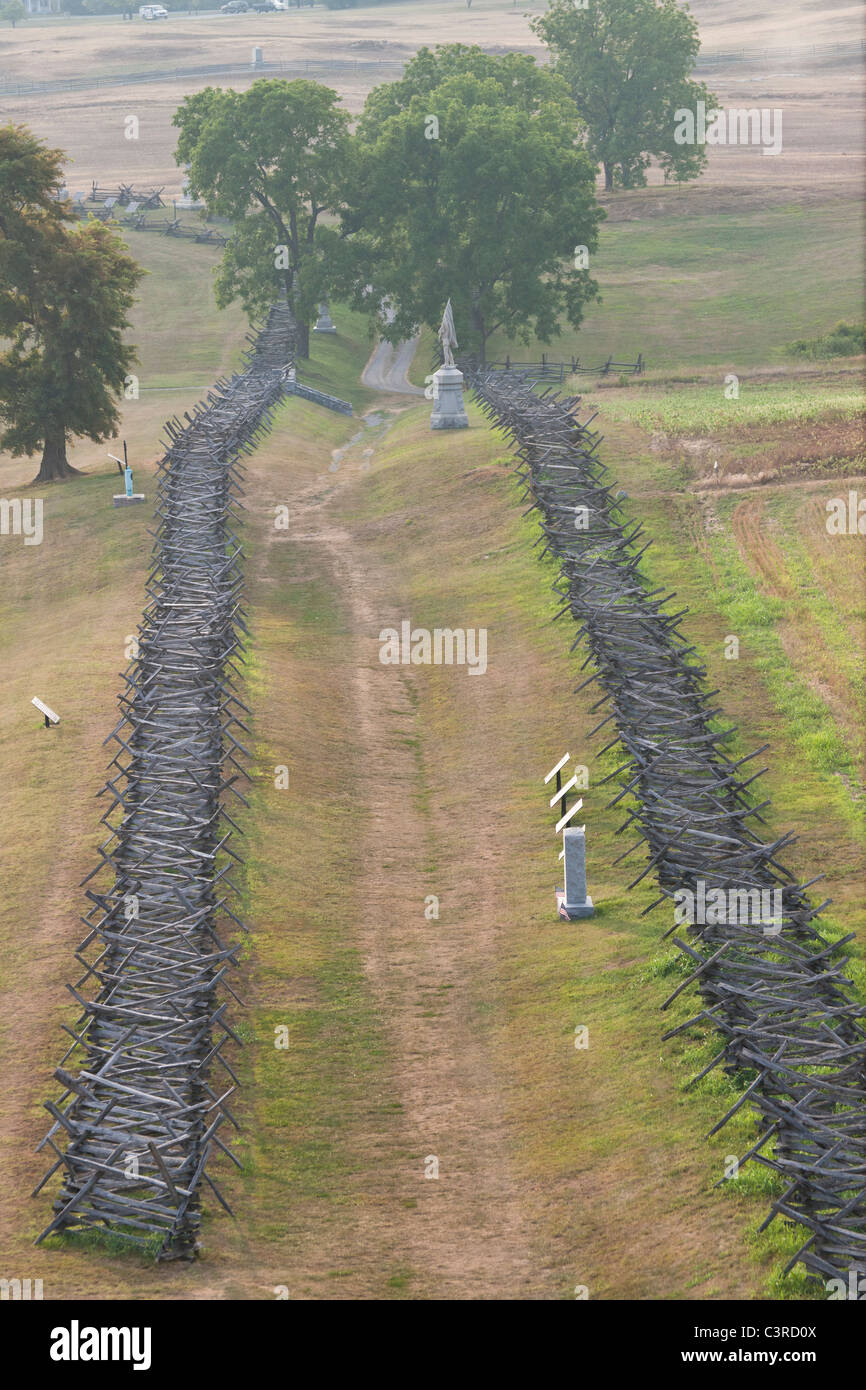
[139,5,169,18]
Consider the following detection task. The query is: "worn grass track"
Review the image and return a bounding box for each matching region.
[0,158,862,1292]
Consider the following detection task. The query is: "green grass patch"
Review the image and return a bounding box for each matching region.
[598,379,865,435]
[485,200,864,371]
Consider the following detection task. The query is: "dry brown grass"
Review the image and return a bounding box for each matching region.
[0,0,860,205]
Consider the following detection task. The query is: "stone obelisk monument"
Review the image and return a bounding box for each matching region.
[313,302,337,335]
[430,298,469,430]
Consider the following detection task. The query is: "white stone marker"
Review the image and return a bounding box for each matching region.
[313,303,337,334]
[561,826,594,918]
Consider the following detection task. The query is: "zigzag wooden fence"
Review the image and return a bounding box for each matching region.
[463,353,644,381]
[33,301,296,1260]
[436,345,644,381]
[65,189,229,246]
[472,370,866,1294]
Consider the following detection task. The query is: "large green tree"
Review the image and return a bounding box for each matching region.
[172,80,351,358]
[533,0,713,191]
[0,124,144,483]
[1,2,26,28]
[337,45,603,363]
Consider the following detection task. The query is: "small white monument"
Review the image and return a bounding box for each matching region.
[313,303,337,335]
[176,163,205,212]
[430,298,468,430]
[559,826,594,919]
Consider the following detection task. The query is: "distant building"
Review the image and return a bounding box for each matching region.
[24,0,60,12]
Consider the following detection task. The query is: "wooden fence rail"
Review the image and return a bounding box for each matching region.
[482,354,644,379]
[472,368,866,1295]
[34,302,297,1260]
[447,352,644,382]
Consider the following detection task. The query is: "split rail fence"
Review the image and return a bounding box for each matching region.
[65,185,229,246]
[473,370,866,1292]
[460,353,644,381]
[33,301,296,1260]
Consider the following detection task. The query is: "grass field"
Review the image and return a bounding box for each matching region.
[602,375,864,435]
[0,331,786,1300]
[0,0,864,1304]
[1,213,863,1297]
[485,201,865,372]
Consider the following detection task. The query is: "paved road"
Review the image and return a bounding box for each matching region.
[361,335,426,395]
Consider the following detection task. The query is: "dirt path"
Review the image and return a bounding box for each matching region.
[271,388,767,1298]
[334,535,538,1295]
[287,441,545,1294]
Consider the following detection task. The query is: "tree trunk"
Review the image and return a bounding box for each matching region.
[603,161,614,192]
[282,265,309,359]
[31,429,79,484]
[470,296,485,364]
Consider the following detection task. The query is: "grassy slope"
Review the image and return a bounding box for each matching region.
[214,391,782,1299]
[597,417,866,941]
[0,370,849,1302]
[408,186,864,1298]
[1,188,863,1297]
[0,302,768,1300]
[483,201,864,372]
[233,380,864,1299]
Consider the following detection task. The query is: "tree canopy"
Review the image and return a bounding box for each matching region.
[172,80,351,358]
[1,1,26,28]
[337,44,603,362]
[0,124,144,482]
[532,0,713,190]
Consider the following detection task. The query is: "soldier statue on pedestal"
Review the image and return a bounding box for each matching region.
[430,299,468,430]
